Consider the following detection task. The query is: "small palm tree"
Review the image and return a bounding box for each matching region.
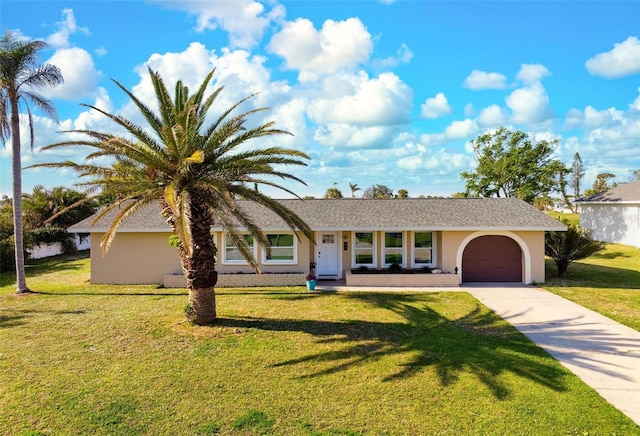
[36,68,313,324]
[0,30,63,293]
[349,182,360,198]
[545,220,605,277]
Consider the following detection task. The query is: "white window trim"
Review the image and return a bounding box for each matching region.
[383,231,406,268]
[411,231,436,268]
[352,231,376,268]
[221,233,257,265]
[262,232,297,265]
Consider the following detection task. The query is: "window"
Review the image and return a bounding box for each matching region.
[353,232,375,266]
[413,232,434,267]
[384,232,404,266]
[263,233,296,264]
[222,234,255,264]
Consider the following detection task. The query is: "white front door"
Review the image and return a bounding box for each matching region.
[317,232,340,277]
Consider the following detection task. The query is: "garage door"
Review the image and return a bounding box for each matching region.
[462,235,522,282]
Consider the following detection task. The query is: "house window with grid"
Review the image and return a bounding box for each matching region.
[384,232,404,266]
[413,232,434,267]
[263,233,296,264]
[223,234,255,264]
[353,232,375,267]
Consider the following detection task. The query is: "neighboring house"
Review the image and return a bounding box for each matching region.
[576,180,640,248]
[68,197,566,287]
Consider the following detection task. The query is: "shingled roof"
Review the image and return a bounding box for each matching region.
[69,197,566,233]
[576,180,640,203]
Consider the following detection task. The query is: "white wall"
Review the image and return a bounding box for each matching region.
[28,234,91,259]
[580,205,640,247]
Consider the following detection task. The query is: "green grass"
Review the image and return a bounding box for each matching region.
[1,254,638,434]
[544,242,640,331]
[547,211,580,226]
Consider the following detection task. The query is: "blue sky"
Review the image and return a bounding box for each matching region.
[2,0,639,199]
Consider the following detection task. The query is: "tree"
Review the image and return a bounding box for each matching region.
[571,153,585,200]
[0,30,63,293]
[583,172,616,197]
[36,68,313,325]
[363,184,393,199]
[395,189,409,199]
[22,185,97,229]
[545,221,605,277]
[461,127,566,204]
[631,169,640,181]
[323,182,343,199]
[348,182,360,198]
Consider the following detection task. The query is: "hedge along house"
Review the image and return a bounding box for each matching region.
[68,197,566,288]
[576,179,640,248]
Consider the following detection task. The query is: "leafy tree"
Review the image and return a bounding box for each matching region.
[363,184,393,199]
[323,182,343,199]
[23,185,98,229]
[348,182,360,198]
[461,127,566,204]
[451,192,470,198]
[395,189,409,199]
[545,221,605,277]
[583,172,616,197]
[0,30,63,293]
[35,68,313,325]
[631,169,640,181]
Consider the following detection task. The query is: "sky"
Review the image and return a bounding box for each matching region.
[1,0,639,199]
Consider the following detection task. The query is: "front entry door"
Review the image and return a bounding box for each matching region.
[317,232,339,277]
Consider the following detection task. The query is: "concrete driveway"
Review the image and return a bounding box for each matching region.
[464,284,640,426]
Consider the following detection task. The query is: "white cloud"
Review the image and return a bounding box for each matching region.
[155,0,283,49]
[46,8,90,49]
[307,72,412,127]
[631,87,640,111]
[463,70,507,90]
[516,63,550,84]
[420,92,453,119]
[585,36,640,79]
[420,119,479,146]
[505,83,551,125]
[375,43,413,69]
[43,47,102,100]
[477,104,507,127]
[313,124,393,148]
[268,17,373,82]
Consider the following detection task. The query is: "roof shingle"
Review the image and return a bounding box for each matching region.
[69,197,566,233]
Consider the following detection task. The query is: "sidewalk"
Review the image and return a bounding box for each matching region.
[464,285,640,426]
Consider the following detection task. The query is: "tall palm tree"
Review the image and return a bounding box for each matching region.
[0,30,63,293]
[36,68,314,325]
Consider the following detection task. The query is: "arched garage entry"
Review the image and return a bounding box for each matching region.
[462,235,522,282]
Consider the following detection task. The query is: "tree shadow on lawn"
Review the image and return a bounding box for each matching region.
[545,260,640,289]
[218,293,568,399]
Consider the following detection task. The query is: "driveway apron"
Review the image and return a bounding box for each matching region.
[464,285,640,426]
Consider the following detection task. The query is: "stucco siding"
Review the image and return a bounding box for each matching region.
[581,205,640,247]
[91,232,181,284]
[91,231,313,284]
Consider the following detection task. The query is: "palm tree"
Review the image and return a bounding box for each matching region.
[349,182,360,198]
[545,220,605,277]
[36,68,314,324]
[0,30,63,293]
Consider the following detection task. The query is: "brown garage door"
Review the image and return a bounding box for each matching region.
[462,235,522,282]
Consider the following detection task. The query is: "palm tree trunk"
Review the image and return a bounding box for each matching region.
[162,199,218,324]
[10,92,29,293]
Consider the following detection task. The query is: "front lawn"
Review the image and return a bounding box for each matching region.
[1,255,637,434]
[544,242,640,332]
